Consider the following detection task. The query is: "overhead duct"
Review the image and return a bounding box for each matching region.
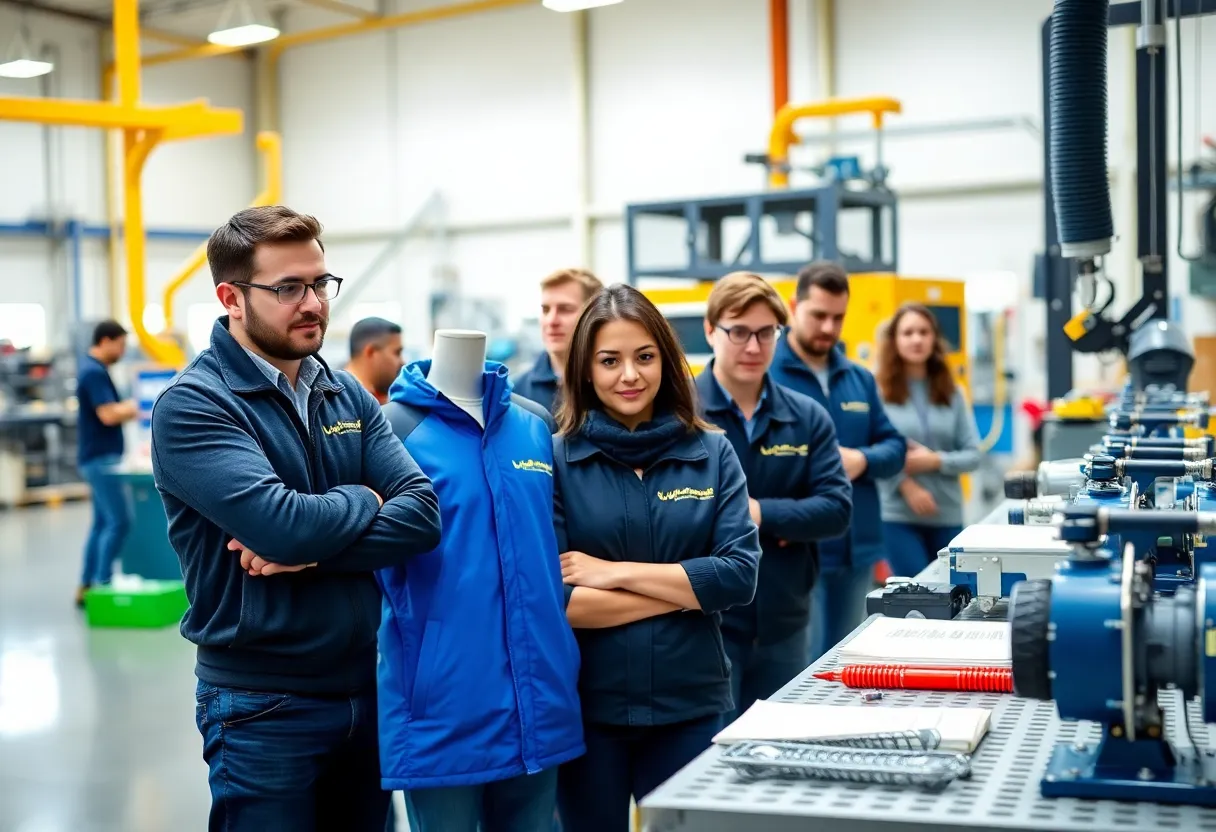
[1048,0,1115,262]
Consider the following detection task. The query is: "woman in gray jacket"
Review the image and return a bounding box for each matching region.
[875,303,981,577]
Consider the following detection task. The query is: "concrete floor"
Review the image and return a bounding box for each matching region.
[0,501,416,832]
[0,501,210,832]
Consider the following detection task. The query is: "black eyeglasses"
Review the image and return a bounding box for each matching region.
[231,276,343,305]
[717,324,782,346]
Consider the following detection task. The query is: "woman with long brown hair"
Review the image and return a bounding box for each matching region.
[874,302,981,577]
[550,283,760,832]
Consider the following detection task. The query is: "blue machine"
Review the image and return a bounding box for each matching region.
[1009,503,1216,807]
[1006,452,1212,594]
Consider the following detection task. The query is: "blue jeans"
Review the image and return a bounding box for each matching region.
[723,626,809,723]
[807,563,876,664]
[882,522,962,581]
[79,455,130,586]
[557,714,722,832]
[404,768,558,832]
[194,681,389,832]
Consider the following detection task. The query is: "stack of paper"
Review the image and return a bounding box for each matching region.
[714,700,992,754]
[837,616,1011,668]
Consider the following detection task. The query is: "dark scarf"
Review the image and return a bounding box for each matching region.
[579,408,689,469]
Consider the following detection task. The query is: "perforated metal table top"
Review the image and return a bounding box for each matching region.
[639,616,1216,832]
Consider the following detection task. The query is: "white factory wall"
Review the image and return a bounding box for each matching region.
[0,6,255,352]
[5,0,1216,390]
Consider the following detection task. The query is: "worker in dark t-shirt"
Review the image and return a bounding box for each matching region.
[75,319,137,606]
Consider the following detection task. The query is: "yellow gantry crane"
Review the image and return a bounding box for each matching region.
[0,0,243,367]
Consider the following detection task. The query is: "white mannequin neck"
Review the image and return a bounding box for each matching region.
[429,329,487,427]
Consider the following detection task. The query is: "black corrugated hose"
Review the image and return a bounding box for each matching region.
[1050,0,1115,259]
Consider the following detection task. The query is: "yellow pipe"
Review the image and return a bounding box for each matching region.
[161,131,283,335]
[766,96,902,188]
[143,27,221,48]
[100,37,121,320]
[114,0,140,108]
[126,0,532,71]
[0,96,242,132]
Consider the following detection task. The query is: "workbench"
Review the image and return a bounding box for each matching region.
[640,611,1216,831]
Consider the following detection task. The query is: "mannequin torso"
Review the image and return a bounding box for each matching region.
[429,329,487,428]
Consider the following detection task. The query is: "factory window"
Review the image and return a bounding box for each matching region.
[0,304,48,351]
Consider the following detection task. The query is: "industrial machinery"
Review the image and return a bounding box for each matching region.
[624,97,967,383]
[1039,1,1215,399]
[966,376,1216,603]
[1008,503,1216,806]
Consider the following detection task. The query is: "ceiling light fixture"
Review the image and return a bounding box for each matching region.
[0,24,52,79]
[541,0,623,11]
[208,0,280,47]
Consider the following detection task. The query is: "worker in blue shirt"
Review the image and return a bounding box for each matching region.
[550,284,761,832]
[694,273,852,719]
[514,267,603,416]
[75,318,138,607]
[769,262,906,663]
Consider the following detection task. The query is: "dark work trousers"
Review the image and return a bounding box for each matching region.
[556,713,722,832]
[882,522,962,581]
[194,680,390,832]
[723,623,809,724]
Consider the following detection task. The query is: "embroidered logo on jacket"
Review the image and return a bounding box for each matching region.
[840,401,870,413]
[760,443,808,457]
[322,418,363,436]
[512,459,554,476]
[657,487,715,502]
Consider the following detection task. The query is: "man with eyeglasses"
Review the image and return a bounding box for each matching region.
[149,205,442,832]
[694,272,852,720]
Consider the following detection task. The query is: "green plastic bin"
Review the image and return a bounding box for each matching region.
[85,579,189,628]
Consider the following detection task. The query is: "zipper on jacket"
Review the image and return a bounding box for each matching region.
[483,428,541,775]
[627,460,658,727]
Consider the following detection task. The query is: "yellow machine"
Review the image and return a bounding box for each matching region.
[625,97,968,392]
[642,272,967,391]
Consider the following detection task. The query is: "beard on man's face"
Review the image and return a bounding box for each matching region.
[796,329,834,358]
[246,302,327,361]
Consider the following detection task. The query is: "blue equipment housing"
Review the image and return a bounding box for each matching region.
[1009,504,1216,807]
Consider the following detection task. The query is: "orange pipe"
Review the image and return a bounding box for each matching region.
[770,0,789,117]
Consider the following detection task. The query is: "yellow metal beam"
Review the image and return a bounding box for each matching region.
[269,0,529,53]
[142,27,215,48]
[114,0,140,107]
[767,96,902,188]
[0,0,247,368]
[0,96,242,133]
[129,0,531,70]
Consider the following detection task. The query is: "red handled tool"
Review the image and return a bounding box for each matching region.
[814,664,1013,693]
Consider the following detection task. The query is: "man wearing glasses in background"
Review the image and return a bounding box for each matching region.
[694,272,852,720]
[150,205,442,832]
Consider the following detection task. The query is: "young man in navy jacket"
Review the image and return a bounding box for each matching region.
[150,206,442,832]
[769,262,906,663]
[695,273,853,718]
[514,267,603,416]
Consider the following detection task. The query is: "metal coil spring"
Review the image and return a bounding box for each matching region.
[721,740,972,791]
